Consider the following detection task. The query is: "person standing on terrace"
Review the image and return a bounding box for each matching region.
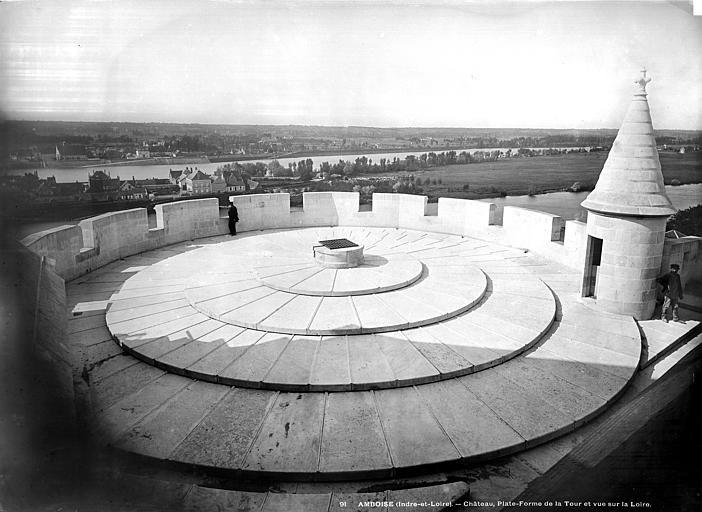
[228,201,239,236]
[658,263,683,322]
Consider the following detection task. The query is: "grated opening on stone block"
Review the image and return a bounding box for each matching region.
[317,238,358,250]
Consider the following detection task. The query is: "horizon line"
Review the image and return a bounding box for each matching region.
[3,118,702,133]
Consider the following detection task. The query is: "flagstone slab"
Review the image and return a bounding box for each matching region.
[458,369,573,443]
[158,324,245,370]
[402,327,472,375]
[105,298,191,325]
[492,358,606,425]
[243,392,326,473]
[415,379,525,459]
[319,391,392,475]
[118,312,210,349]
[186,329,266,379]
[115,380,229,458]
[95,373,190,442]
[68,314,108,333]
[170,387,275,469]
[262,493,332,512]
[136,319,225,363]
[523,344,629,403]
[182,487,266,512]
[348,334,397,388]
[257,294,323,334]
[374,331,440,385]
[264,335,319,389]
[91,362,165,411]
[218,332,293,384]
[374,386,461,468]
[309,336,351,390]
[104,292,186,312]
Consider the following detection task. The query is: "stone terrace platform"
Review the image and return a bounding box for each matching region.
[67,226,644,481]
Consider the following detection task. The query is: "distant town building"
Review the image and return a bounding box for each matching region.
[169,169,183,184]
[36,177,87,202]
[88,170,121,200]
[144,184,181,199]
[211,175,227,194]
[185,170,212,195]
[224,172,246,192]
[176,169,191,191]
[118,181,147,200]
[55,142,88,161]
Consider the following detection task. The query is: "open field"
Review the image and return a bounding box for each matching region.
[380,151,702,199]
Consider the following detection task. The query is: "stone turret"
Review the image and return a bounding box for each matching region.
[582,69,675,216]
[580,70,675,319]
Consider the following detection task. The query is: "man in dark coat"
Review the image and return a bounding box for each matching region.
[657,263,683,322]
[228,201,239,236]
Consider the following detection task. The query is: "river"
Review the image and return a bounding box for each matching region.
[478,183,702,223]
[12,147,589,183]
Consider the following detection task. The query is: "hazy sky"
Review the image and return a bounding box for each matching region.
[1,0,701,129]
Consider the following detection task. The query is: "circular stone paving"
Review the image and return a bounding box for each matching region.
[105,227,557,391]
[257,253,424,296]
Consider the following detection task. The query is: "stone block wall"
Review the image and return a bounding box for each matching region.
[21,225,84,280]
[157,198,221,244]
[79,208,152,272]
[437,197,496,235]
[12,242,76,442]
[503,206,566,248]
[296,192,360,227]
[586,212,667,319]
[230,193,291,231]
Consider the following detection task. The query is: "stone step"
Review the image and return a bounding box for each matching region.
[85,322,641,481]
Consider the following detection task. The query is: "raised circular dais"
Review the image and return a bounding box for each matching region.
[105,226,557,392]
[256,253,424,296]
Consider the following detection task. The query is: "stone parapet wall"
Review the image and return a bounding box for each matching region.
[11,242,76,441]
[503,206,566,245]
[229,193,291,231]
[22,192,613,282]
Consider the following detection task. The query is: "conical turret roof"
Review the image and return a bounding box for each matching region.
[581,70,676,217]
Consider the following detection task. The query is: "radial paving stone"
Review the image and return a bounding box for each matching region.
[415,379,525,460]
[113,380,230,459]
[186,329,266,379]
[170,387,277,470]
[401,327,475,376]
[158,324,246,371]
[90,360,166,412]
[374,386,462,469]
[181,486,267,512]
[218,332,294,385]
[92,373,191,443]
[242,392,326,474]
[457,368,575,444]
[136,318,227,364]
[348,334,397,388]
[309,335,352,390]
[263,335,320,389]
[319,391,393,474]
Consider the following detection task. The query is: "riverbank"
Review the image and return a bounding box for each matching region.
[384,151,701,200]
